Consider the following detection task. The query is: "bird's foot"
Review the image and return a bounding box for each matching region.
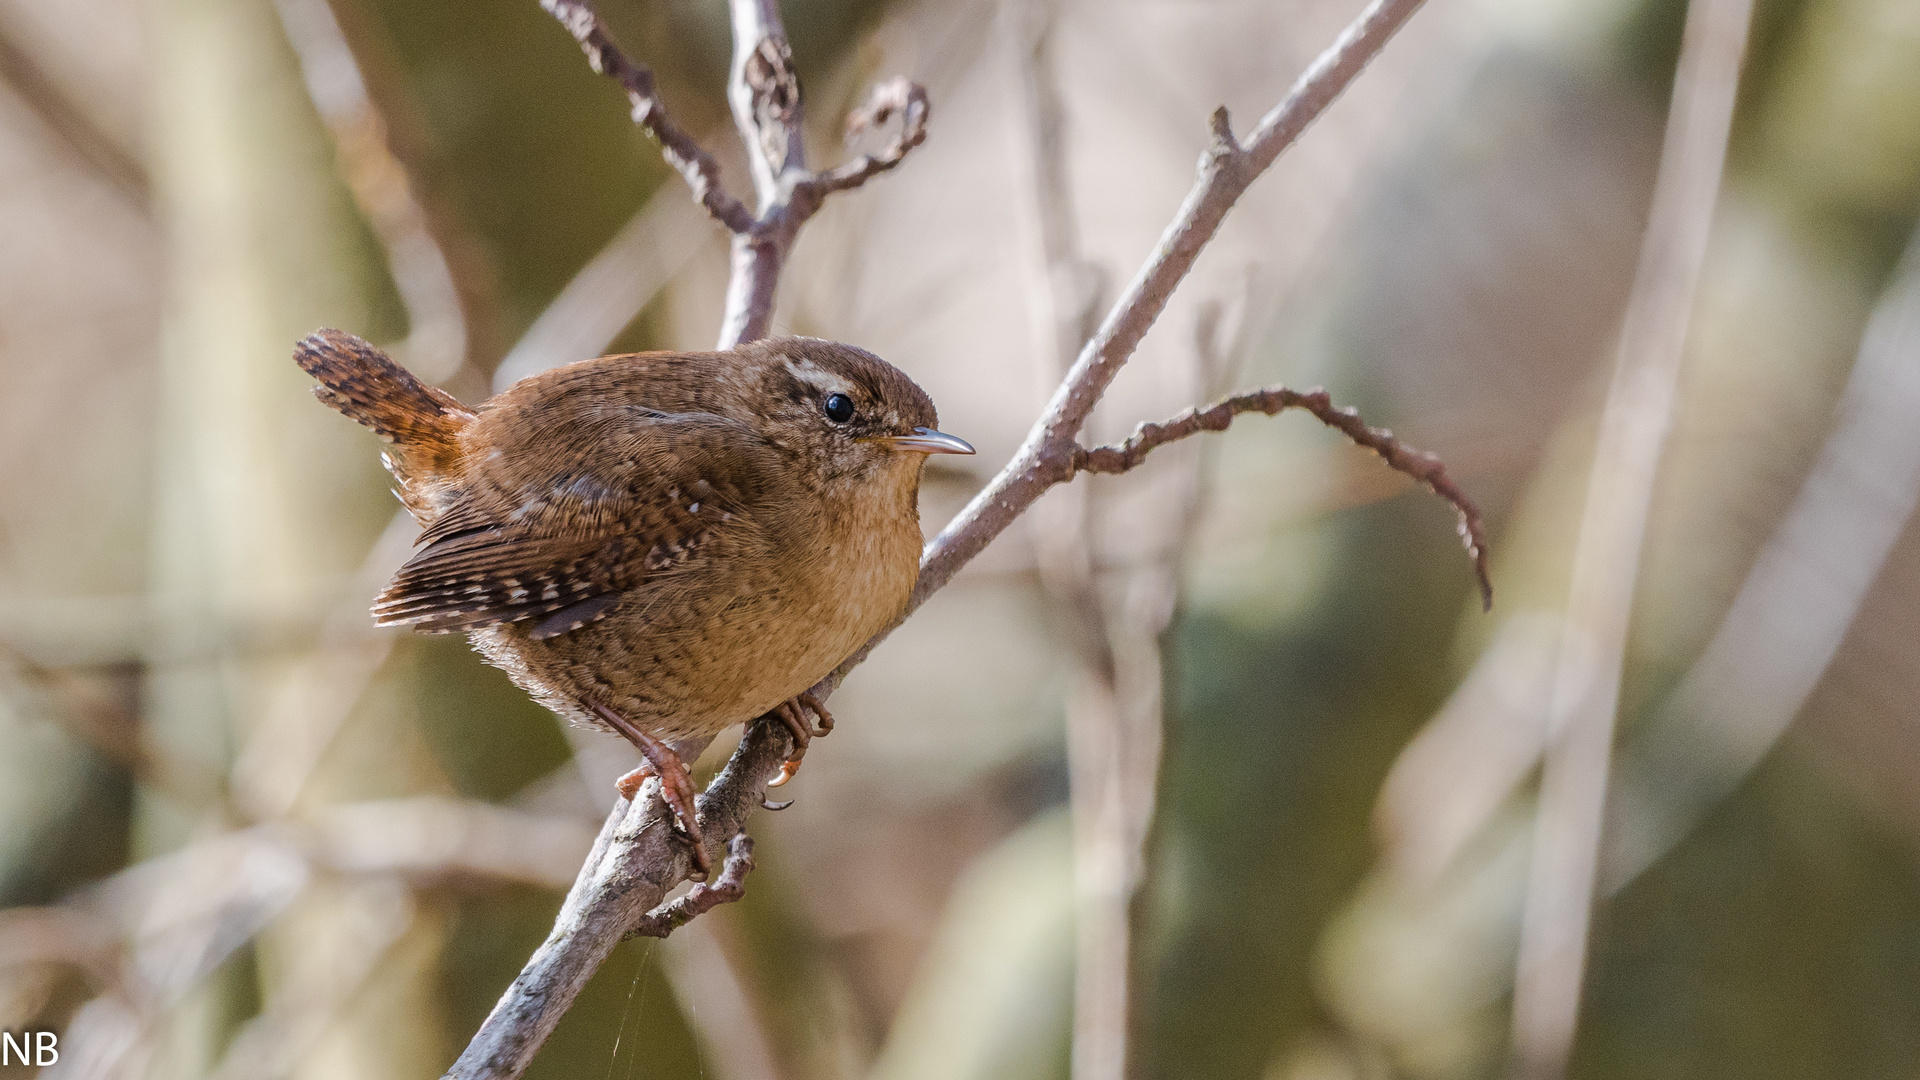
[767,690,834,788]
[592,702,710,877]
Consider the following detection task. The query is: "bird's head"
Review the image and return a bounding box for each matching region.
[734,337,973,495]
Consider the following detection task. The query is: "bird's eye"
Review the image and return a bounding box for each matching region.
[823,393,855,424]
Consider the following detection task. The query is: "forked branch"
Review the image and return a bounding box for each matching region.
[904,0,1436,613]
[539,0,932,348]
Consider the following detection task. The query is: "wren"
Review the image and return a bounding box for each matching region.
[295,330,973,869]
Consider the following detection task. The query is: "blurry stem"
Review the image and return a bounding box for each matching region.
[205,875,416,1080]
[1507,0,1753,1073]
[0,640,222,808]
[0,9,149,208]
[1004,5,1129,1077]
[1004,5,1156,1078]
[1600,215,1920,889]
[274,0,492,384]
[490,182,715,391]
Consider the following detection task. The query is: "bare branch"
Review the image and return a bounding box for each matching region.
[539,0,754,234]
[1077,384,1493,609]
[627,834,754,939]
[804,77,932,196]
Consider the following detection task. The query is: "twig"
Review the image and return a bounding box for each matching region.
[1508,0,1753,1071]
[627,834,754,939]
[1077,383,1492,608]
[540,0,754,233]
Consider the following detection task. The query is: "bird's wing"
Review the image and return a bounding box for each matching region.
[373,413,773,639]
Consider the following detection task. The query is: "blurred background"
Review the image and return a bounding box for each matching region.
[1,0,1919,1076]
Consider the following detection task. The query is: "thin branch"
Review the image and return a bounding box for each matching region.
[540,0,754,234]
[1077,383,1492,608]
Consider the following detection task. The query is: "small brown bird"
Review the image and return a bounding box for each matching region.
[295,330,973,868]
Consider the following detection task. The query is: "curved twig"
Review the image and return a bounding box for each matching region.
[627,833,755,939]
[1078,384,1492,608]
[805,77,932,195]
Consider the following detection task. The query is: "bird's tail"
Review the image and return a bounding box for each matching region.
[294,329,474,499]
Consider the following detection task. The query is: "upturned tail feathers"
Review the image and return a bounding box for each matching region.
[295,329,473,476]
[295,329,472,443]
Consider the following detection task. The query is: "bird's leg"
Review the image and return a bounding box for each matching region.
[590,702,710,876]
[767,690,835,788]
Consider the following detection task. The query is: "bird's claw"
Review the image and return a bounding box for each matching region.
[766,691,834,788]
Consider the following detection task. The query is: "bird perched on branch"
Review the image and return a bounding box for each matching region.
[295,329,973,871]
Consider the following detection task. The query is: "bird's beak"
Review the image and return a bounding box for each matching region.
[878,427,975,455]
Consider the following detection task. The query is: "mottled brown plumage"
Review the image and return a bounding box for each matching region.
[294,329,972,866]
